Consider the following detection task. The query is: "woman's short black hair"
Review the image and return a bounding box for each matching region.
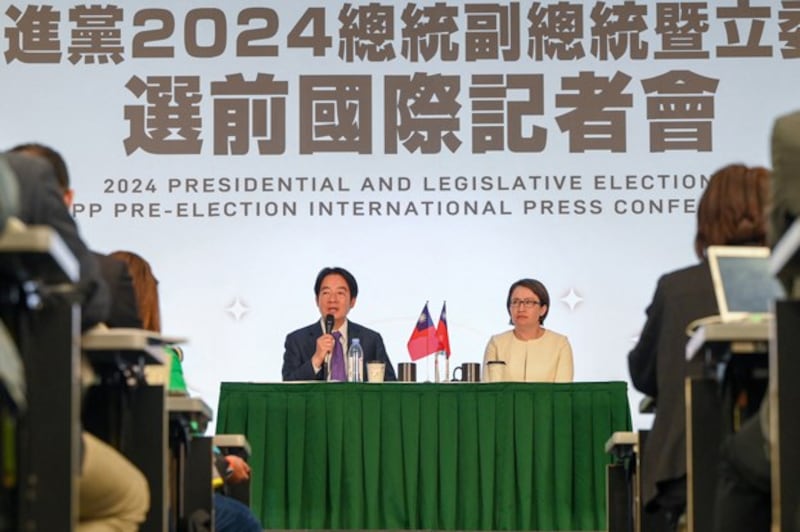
[506,278,550,325]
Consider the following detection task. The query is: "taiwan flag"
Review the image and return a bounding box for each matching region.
[407,302,441,361]
[436,302,451,358]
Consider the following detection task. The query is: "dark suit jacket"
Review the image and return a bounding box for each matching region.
[628,262,718,509]
[6,152,109,330]
[282,320,397,381]
[94,252,141,328]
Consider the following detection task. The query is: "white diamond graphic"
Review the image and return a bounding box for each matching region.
[561,288,583,311]
[225,297,250,321]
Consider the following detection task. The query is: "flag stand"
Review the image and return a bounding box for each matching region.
[444,351,449,383]
[434,352,440,383]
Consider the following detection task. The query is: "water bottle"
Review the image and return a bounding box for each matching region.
[347,338,363,382]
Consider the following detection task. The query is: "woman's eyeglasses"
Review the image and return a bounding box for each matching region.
[510,299,541,308]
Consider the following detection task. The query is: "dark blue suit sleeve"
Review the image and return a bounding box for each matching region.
[282,328,323,381]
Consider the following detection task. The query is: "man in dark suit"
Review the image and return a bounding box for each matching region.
[282,266,397,381]
[4,151,110,330]
[10,143,141,328]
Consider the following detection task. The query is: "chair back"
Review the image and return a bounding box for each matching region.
[0,155,20,231]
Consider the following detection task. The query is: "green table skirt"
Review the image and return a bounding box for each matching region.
[216,381,632,530]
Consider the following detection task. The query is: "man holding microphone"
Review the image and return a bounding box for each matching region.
[281,266,397,381]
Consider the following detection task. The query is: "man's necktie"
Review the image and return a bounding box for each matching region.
[330,331,346,381]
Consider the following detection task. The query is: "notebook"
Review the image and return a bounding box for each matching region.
[707,245,785,323]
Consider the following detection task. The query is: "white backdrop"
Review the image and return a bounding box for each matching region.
[2,1,798,431]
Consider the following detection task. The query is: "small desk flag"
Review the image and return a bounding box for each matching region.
[436,302,451,358]
[407,302,441,361]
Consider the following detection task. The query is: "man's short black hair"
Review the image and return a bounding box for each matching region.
[314,267,358,299]
[11,143,70,193]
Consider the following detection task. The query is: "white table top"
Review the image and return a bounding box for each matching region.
[0,222,78,282]
[685,320,770,361]
[81,328,187,365]
[167,396,213,422]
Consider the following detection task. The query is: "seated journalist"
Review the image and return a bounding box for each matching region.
[628,163,769,531]
[282,266,397,381]
[112,249,261,532]
[11,143,141,328]
[482,278,574,382]
[3,150,149,532]
[4,150,109,329]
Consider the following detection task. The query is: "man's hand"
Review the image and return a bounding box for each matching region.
[312,333,335,369]
[225,455,251,483]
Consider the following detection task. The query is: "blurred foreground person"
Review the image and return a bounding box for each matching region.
[712,110,800,532]
[11,143,141,328]
[2,150,148,531]
[111,250,262,532]
[628,164,769,530]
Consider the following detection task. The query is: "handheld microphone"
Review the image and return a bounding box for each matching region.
[324,314,335,380]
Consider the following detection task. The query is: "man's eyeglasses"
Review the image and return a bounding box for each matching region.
[510,299,542,308]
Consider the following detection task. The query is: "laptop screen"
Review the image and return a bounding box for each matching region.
[708,246,785,322]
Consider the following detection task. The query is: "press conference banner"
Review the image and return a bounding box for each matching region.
[2,1,797,427]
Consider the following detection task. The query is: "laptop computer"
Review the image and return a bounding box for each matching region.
[707,245,785,323]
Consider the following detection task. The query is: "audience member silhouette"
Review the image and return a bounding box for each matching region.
[628,164,769,530]
[11,143,141,328]
[111,250,262,532]
[2,150,148,531]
